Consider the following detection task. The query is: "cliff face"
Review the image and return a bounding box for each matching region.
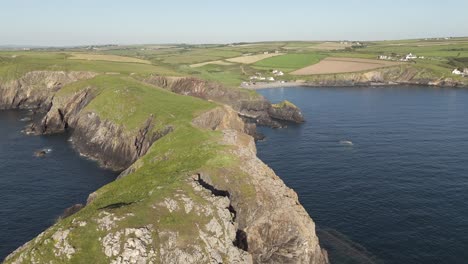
[2,72,328,264]
[193,111,327,263]
[143,76,305,128]
[302,65,468,87]
[0,71,97,111]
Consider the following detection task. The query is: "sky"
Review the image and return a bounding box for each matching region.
[1,0,467,46]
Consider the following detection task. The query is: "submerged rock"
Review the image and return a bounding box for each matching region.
[34,150,47,157]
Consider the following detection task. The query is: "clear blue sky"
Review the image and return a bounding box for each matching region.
[1,0,467,46]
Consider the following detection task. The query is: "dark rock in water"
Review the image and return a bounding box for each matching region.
[60,204,84,219]
[268,100,305,123]
[34,150,47,157]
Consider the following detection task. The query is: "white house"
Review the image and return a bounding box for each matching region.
[452,69,463,75]
[272,70,284,76]
[405,53,417,60]
[267,77,275,81]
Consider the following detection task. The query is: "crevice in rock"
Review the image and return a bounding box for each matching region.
[193,173,248,251]
[234,230,249,251]
[98,202,135,210]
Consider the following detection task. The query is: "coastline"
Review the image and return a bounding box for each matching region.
[242,80,468,90]
[1,72,329,264]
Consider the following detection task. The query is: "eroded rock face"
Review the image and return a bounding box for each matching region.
[269,101,305,124]
[36,89,170,171]
[218,130,328,264]
[143,76,305,129]
[0,71,96,110]
[192,106,328,264]
[303,65,468,88]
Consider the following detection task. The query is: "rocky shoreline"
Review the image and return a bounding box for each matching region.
[242,66,468,90]
[1,71,329,264]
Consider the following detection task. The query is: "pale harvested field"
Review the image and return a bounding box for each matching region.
[190,60,234,68]
[307,42,353,50]
[226,53,283,64]
[69,53,151,64]
[292,57,402,75]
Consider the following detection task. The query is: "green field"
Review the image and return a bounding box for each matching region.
[2,37,468,87]
[253,53,326,72]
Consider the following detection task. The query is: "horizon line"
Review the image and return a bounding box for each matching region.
[1,36,467,49]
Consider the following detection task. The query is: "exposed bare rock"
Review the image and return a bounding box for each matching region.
[269,100,305,123]
[193,105,245,132]
[303,65,468,88]
[102,226,157,264]
[143,76,304,128]
[218,129,328,264]
[0,71,96,111]
[52,229,75,260]
[37,91,172,170]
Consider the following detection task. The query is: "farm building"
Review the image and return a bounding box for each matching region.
[452,69,463,75]
[272,70,284,76]
[401,53,417,61]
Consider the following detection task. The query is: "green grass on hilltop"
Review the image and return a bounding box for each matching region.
[58,75,215,132]
[0,51,180,82]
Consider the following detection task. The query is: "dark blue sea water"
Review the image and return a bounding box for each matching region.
[256,86,468,264]
[0,110,117,260]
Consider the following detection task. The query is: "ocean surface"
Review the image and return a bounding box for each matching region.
[256,86,468,264]
[0,110,117,260]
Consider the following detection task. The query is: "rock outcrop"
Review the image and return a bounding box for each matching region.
[0,71,97,111]
[301,65,468,88]
[269,100,305,124]
[193,108,327,263]
[143,76,304,128]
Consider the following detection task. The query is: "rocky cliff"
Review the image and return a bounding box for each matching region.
[0,71,97,111]
[143,76,305,128]
[301,65,468,88]
[2,72,328,264]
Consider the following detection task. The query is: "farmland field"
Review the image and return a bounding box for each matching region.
[291,57,402,75]
[69,53,151,64]
[253,53,325,72]
[226,53,283,64]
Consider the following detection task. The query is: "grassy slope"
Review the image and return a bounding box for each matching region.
[59,75,214,131]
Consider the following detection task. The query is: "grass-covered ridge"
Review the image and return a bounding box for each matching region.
[57,75,215,131]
